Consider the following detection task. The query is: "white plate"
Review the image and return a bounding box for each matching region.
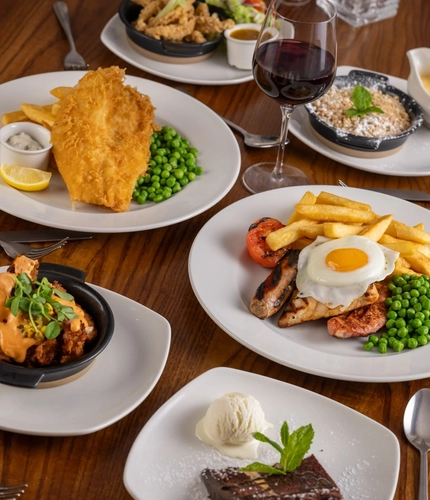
[0,270,171,436]
[289,66,430,176]
[0,72,240,232]
[189,185,430,383]
[123,367,400,500]
[101,15,253,85]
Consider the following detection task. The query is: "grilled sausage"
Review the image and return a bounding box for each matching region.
[250,249,299,320]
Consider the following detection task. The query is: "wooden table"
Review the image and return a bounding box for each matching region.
[0,0,429,498]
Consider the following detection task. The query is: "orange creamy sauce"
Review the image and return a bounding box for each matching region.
[0,272,87,364]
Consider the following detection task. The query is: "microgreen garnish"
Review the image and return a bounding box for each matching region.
[5,273,78,340]
[346,85,385,117]
[241,421,314,475]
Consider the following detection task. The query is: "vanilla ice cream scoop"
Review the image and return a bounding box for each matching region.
[195,393,272,459]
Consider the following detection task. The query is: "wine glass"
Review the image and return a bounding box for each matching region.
[242,0,337,193]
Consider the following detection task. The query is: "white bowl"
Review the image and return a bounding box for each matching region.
[224,23,261,71]
[0,122,52,171]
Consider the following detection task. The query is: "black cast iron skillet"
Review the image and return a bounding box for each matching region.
[305,70,424,153]
[0,263,115,388]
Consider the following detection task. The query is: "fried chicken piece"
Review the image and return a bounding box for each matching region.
[7,255,39,280]
[195,2,210,16]
[50,67,157,212]
[146,3,194,27]
[144,17,196,40]
[195,16,234,34]
[135,0,167,28]
[185,30,207,43]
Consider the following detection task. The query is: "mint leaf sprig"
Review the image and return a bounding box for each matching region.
[346,85,385,117]
[241,421,314,475]
[5,273,78,340]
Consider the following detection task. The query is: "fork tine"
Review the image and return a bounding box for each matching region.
[25,237,69,259]
[0,483,27,499]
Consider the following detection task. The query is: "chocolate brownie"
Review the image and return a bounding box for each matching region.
[201,454,343,499]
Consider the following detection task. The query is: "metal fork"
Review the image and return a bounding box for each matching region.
[53,1,88,70]
[0,237,69,259]
[0,483,27,499]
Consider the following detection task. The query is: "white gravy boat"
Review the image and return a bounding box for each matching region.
[407,47,430,128]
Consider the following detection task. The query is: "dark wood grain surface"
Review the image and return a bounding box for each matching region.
[0,0,429,498]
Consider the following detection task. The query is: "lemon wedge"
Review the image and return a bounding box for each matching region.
[0,164,52,191]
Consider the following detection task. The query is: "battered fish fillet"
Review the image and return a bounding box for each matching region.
[50,66,157,212]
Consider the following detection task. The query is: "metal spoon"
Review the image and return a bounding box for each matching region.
[221,117,281,148]
[404,388,430,500]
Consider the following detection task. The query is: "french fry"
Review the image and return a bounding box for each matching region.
[396,256,412,268]
[323,222,363,239]
[386,220,430,245]
[393,264,421,276]
[294,204,376,223]
[380,240,416,256]
[299,224,325,239]
[404,252,430,276]
[1,109,29,125]
[290,237,314,250]
[50,86,74,99]
[20,103,55,127]
[414,222,425,231]
[286,191,317,224]
[266,219,318,250]
[359,214,393,242]
[316,191,372,212]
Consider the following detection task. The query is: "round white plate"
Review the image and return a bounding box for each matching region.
[0,272,171,436]
[0,72,240,232]
[101,15,253,85]
[123,367,400,500]
[289,66,430,176]
[189,185,430,383]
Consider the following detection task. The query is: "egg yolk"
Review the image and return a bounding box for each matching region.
[325,248,368,272]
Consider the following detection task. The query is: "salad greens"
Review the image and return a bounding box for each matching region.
[241,421,315,475]
[346,85,385,117]
[6,273,78,340]
[156,0,187,18]
[205,0,266,24]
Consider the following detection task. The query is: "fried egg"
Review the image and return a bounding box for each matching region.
[296,235,399,308]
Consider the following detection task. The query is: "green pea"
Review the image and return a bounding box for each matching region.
[363,341,374,351]
[407,338,419,349]
[368,334,379,345]
[378,343,387,354]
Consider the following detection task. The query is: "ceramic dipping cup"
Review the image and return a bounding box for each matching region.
[0,122,52,171]
[224,23,261,70]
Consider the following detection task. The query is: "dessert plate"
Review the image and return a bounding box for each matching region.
[0,72,240,232]
[289,66,430,176]
[189,185,430,383]
[101,14,253,85]
[123,367,400,500]
[0,271,171,436]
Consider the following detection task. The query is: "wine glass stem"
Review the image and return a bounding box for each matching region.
[272,104,294,180]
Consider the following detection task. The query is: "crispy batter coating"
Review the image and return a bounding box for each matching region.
[144,17,196,40]
[132,0,235,43]
[50,67,157,212]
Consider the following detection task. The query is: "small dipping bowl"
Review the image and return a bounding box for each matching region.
[224,23,261,70]
[0,122,52,171]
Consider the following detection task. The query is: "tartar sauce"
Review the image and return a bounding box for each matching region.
[6,132,43,151]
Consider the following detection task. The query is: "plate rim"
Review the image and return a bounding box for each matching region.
[100,14,254,86]
[0,71,240,232]
[188,185,430,383]
[123,366,400,500]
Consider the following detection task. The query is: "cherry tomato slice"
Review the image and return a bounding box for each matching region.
[246,217,286,268]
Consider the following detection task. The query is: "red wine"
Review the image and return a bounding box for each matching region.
[253,40,336,106]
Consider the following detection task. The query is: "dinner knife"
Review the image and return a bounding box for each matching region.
[361,187,430,202]
[0,229,93,243]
